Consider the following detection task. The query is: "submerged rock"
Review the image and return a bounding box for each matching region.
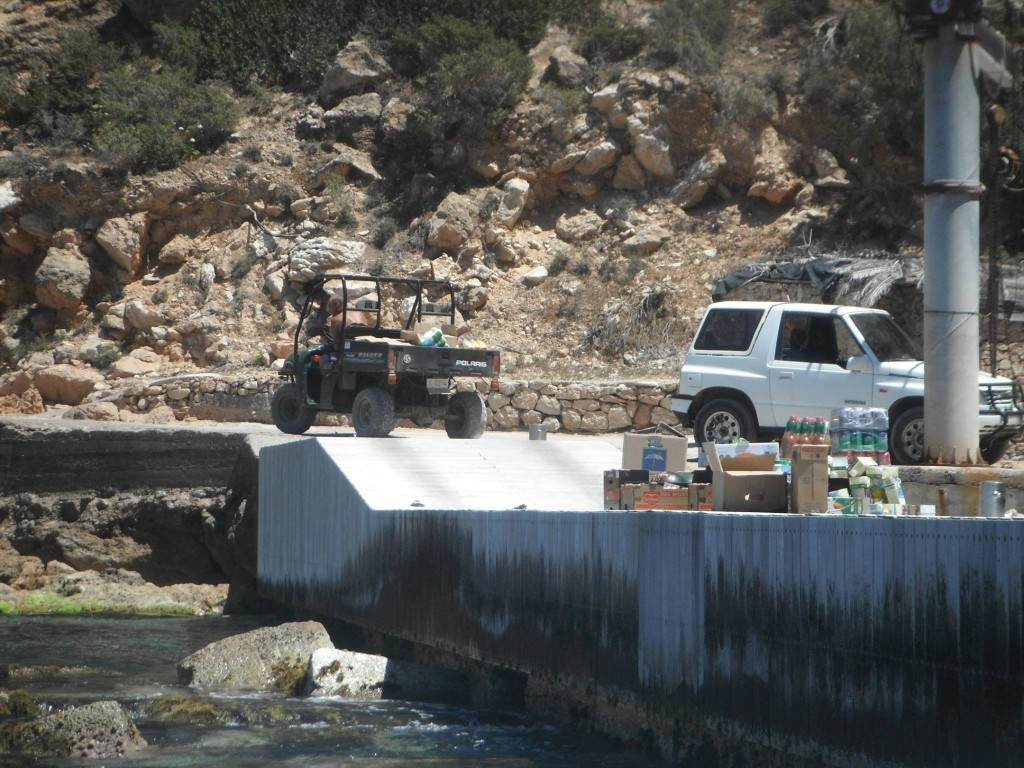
[0,700,146,758]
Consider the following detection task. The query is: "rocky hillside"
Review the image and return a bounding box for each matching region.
[0,0,928,419]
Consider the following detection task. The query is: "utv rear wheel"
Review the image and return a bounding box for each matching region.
[694,398,757,445]
[352,387,396,437]
[271,383,316,435]
[445,391,486,439]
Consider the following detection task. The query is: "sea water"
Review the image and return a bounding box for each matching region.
[0,615,661,767]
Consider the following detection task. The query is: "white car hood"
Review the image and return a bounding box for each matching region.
[878,360,1015,386]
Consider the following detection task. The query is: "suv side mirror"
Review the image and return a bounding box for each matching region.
[847,355,872,373]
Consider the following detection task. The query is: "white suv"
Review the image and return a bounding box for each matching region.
[670,301,1024,464]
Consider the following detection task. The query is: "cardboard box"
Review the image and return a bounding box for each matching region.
[697,441,779,467]
[791,444,829,514]
[688,483,713,511]
[604,469,656,509]
[622,433,690,473]
[632,487,690,510]
[703,442,788,513]
[400,321,463,347]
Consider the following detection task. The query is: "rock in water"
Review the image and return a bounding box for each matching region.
[0,700,146,758]
[177,620,333,692]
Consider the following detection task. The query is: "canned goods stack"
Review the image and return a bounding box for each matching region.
[829,407,890,465]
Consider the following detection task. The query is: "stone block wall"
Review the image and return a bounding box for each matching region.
[91,374,681,433]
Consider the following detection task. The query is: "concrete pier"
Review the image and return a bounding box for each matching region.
[258,433,1024,767]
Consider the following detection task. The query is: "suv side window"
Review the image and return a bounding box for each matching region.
[694,308,764,351]
[776,313,863,366]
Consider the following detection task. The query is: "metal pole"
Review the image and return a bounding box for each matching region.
[986,109,1001,376]
[922,23,982,465]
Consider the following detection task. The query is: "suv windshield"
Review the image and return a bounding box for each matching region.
[849,312,921,362]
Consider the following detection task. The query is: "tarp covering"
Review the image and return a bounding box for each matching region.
[712,253,922,306]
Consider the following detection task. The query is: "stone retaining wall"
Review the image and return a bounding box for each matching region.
[91,375,681,433]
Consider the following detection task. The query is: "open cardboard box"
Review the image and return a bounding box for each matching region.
[400,321,466,347]
[622,433,690,473]
[702,442,787,512]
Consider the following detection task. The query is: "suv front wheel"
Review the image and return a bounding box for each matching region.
[694,398,757,445]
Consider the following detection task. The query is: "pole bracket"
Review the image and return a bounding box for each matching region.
[921,180,985,198]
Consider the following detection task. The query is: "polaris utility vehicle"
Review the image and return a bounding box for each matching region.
[671,301,1024,464]
[272,274,500,438]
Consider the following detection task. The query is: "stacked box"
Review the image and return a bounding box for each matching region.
[791,443,829,513]
[604,469,691,510]
[688,484,713,511]
[830,407,891,465]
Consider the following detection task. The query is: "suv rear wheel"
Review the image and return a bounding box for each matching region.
[694,398,757,444]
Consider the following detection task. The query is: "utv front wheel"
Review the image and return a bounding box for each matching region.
[445,392,486,439]
[271,383,316,435]
[352,387,396,437]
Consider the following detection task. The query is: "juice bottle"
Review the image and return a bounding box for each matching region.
[780,415,799,459]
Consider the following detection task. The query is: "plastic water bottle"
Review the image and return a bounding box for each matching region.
[418,328,447,347]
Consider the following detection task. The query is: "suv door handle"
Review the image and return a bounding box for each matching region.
[778,372,794,380]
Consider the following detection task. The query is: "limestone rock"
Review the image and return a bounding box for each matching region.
[522,267,548,286]
[628,118,674,178]
[0,180,20,213]
[19,213,51,242]
[427,193,478,257]
[621,226,669,256]
[34,245,91,315]
[613,154,647,190]
[378,97,416,144]
[68,402,121,421]
[286,237,366,283]
[304,647,465,701]
[311,150,381,189]
[324,93,382,149]
[457,285,489,313]
[124,301,166,332]
[0,700,146,758]
[747,126,802,205]
[545,47,591,89]
[95,214,148,276]
[492,178,530,229]
[555,210,603,242]
[157,234,196,265]
[575,141,621,176]
[591,84,620,114]
[106,347,163,379]
[319,40,393,109]
[672,148,726,209]
[32,364,103,405]
[178,621,333,691]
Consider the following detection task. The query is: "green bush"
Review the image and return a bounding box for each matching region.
[647,0,735,74]
[182,0,355,91]
[360,0,554,51]
[0,27,119,128]
[402,16,531,140]
[765,0,830,36]
[716,78,776,131]
[579,23,646,64]
[92,65,240,173]
[797,5,920,154]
